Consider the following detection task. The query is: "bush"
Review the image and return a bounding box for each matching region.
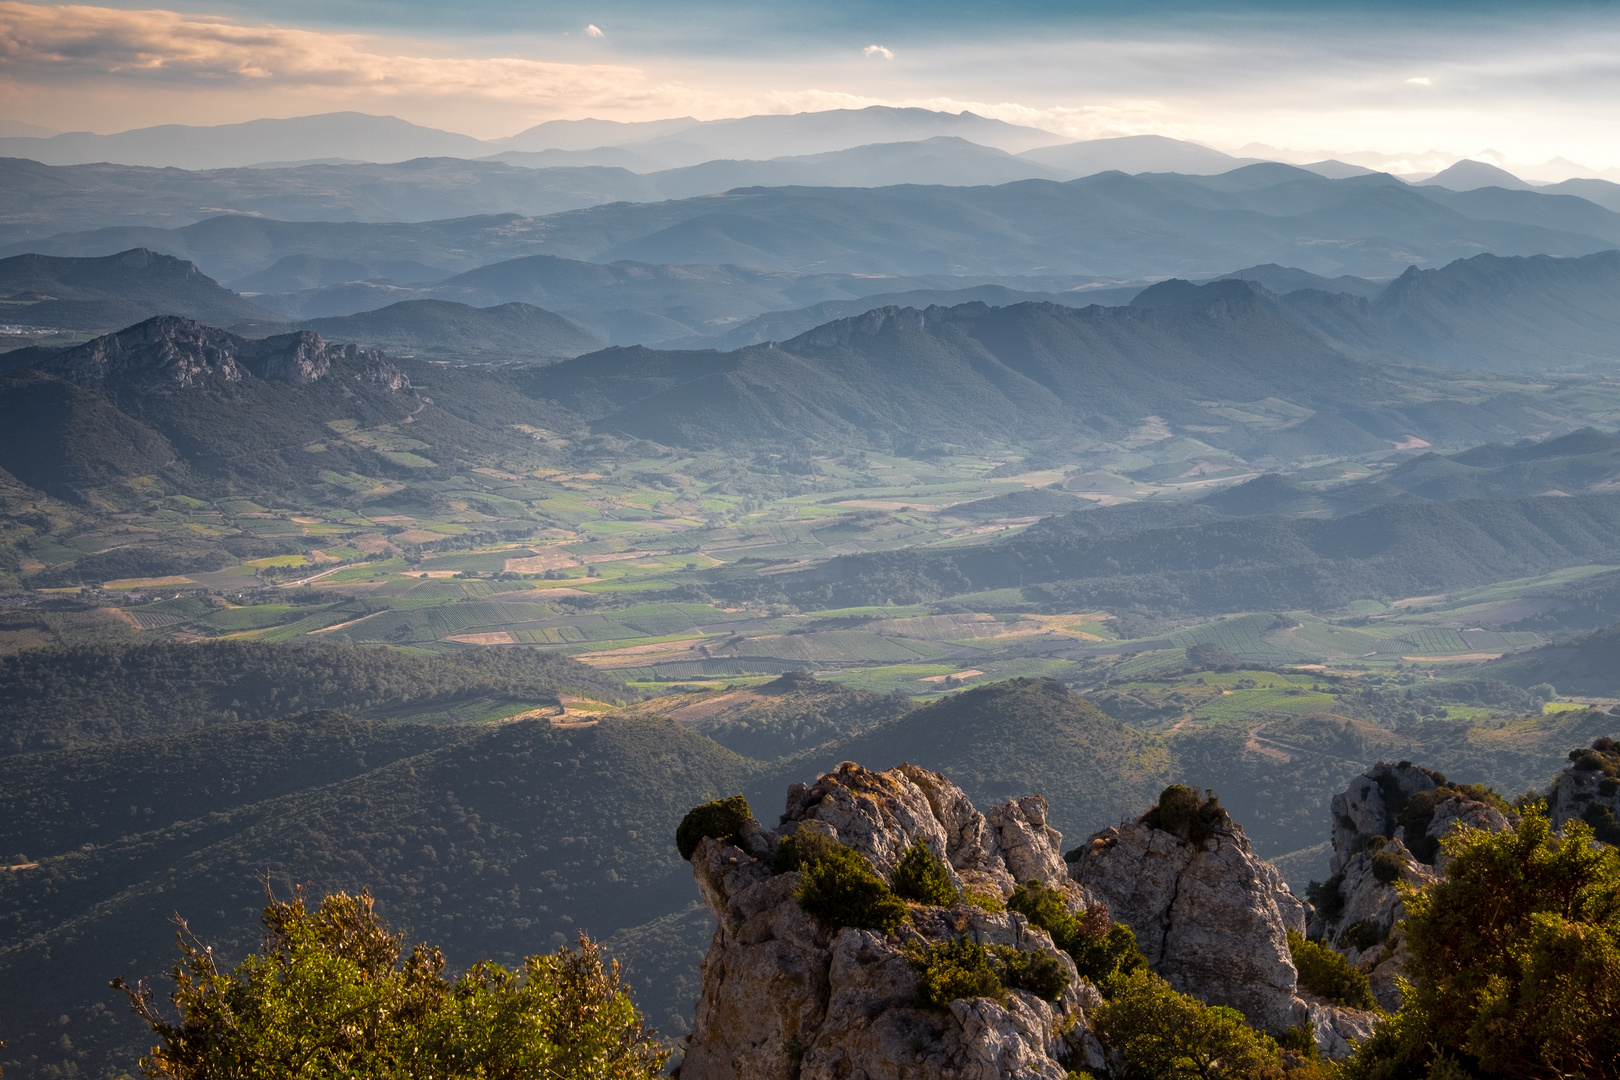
[1008,879,1146,995]
[771,827,840,873]
[1288,930,1377,1010]
[1371,849,1409,885]
[795,844,909,934]
[915,938,1002,1010]
[1093,969,1285,1080]
[111,887,668,1080]
[1530,683,1556,701]
[1583,803,1620,846]
[1341,806,1620,1080]
[676,795,753,861]
[1143,784,1229,846]
[891,838,959,906]
[993,946,1070,1001]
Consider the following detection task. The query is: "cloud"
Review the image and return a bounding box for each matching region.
[585,24,604,38]
[0,2,645,105]
[863,44,894,60]
[1406,76,1432,85]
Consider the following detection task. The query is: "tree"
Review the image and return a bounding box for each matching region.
[1343,805,1620,1080]
[112,886,668,1080]
[1092,970,1285,1080]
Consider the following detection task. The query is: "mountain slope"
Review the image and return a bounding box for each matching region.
[1370,250,1620,370]
[298,300,604,362]
[0,248,272,329]
[728,491,1620,615]
[525,286,1391,450]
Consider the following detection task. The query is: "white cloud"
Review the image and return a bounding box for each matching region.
[863,44,894,60]
[585,24,604,38]
[1406,76,1432,85]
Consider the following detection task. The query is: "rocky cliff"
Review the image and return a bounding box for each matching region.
[38,315,408,390]
[1069,785,1307,1034]
[680,764,1383,1079]
[1311,762,1513,1010]
[682,763,1102,1080]
[1551,737,1620,844]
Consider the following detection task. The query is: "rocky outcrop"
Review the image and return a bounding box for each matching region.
[1551,738,1620,843]
[38,316,408,391]
[1068,796,1307,1034]
[682,763,1102,1080]
[1314,762,1515,1011]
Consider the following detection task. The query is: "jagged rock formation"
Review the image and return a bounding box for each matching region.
[683,762,1103,1080]
[683,765,1387,1077]
[38,315,408,390]
[1068,790,1308,1034]
[1313,762,1513,1010]
[1551,738,1620,844]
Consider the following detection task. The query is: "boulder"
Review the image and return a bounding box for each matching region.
[1551,739,1620,842]
[1068,801,1306,1034]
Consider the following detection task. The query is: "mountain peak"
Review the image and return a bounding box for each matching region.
[1414,159,1534,191]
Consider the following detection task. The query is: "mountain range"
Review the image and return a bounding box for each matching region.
[11,164,1620,289]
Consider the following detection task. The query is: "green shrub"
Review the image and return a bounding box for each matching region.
[1338,919,1383,953]
[992,946,1070,1001]
[111,888,668,1080]
[1340,807,1620,1080]
[914,938,1002,1010]
[1142,784,1229,846]
[1288,930,1377,1010]
[891,838,959,905]
[962,887,1006,912]
[676,795,753,862]
[1371,848,1409,885]
[795,844,909,934]
[771,827,840,873]
[1396,782,1511,864]
[1008,879,1145,995]
[1093,969,1285,1080]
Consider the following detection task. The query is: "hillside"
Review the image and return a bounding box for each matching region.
[298,299,604,362]
[1371,250,1620,370]
[0,248,272,330]
[0,713,753,1078]
[729,491,1620,614]
[1480,621,1620,694]
[0,640,626,755]
[528,288,1392,451]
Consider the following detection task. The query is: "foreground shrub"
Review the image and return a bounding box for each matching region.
[1341,805,1620,1080]
[1008,879,1146,996]
[795,844,909,934]
[891,837,960,905]
[993,946,1070,1001]
[914,938,1003,1010]
[1093,969,1284,1080]
[1143,785,1230,846]
[1288,930,1377,1010]
[112,887,667,1080]
[676,795,753,861]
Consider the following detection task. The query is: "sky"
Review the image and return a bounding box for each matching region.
[4,0,1620,173]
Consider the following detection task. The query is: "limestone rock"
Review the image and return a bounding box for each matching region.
[1068,812,1306,1034]
[1551,740,1620,841]
[1305,999,1381,1061]
[1329,763,1438,874]
[683,764,1097,1080]
[1425,796,1511,872]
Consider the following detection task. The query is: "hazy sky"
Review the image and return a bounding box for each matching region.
[4,0,1620,170]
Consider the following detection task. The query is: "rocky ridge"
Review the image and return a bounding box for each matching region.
[1311,762,1513,1010]
[1551,737,1620,844]
[37,314,408,390]
[681,764,1377,1079]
